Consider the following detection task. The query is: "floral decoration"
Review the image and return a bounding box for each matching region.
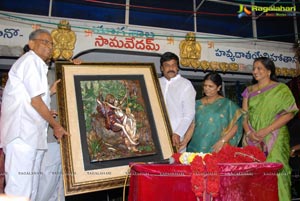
[171,145,266,198]
[190,156,205,197]
[204,154,220,197]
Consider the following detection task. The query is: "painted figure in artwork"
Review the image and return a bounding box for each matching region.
[96,93,139,151]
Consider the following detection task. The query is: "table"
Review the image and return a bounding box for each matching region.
[128,163,283,201]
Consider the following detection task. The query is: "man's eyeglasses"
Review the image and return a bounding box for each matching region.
[33,39,54,47]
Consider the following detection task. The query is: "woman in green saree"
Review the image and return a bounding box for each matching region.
[181,72,245,153]
[242,57,298,201]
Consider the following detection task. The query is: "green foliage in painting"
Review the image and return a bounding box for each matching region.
[80,80,143,132]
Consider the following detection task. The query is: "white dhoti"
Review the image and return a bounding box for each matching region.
[4,138,45,201]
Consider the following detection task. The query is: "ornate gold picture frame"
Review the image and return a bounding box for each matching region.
[55,62,174,196]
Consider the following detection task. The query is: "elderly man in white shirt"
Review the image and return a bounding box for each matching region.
[159,52,196,153]
[0,29,68,200]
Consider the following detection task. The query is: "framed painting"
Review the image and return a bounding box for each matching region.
[55,62,174,195]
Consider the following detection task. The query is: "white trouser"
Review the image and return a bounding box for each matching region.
[36,142,65,201]
[4,138,45,201]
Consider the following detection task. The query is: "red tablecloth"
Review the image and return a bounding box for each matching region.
[128,163,283,201]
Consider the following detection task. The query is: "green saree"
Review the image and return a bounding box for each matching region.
[187,97,244,153]
[242,82,299,201]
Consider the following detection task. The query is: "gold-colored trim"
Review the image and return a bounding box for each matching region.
[55,62,174,195]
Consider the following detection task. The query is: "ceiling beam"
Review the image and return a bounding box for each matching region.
[195,0,206,11]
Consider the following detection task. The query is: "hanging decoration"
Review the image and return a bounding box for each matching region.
[179,32,202,69]
[51,20,76,61]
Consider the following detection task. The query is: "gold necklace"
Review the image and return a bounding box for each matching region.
[257,81,271,94]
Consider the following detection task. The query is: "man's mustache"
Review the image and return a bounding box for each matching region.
[167,70,176,74]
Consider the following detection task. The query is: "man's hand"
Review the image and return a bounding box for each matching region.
[69,58,82,65]
[50,79,61,96]
[179,140,188,152]
[172,133,180,151]
[53,125,69,141]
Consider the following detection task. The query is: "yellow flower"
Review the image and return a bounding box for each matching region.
[187,153,198,163]
[179,152,208,164]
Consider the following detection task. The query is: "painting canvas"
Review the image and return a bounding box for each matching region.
[55,62,174,195]
[80,78,156,162]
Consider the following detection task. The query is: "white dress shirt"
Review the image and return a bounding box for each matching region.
[159,74,196,138]
[0,50,50,149]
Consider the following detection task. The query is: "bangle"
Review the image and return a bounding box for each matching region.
[221,139,226,143]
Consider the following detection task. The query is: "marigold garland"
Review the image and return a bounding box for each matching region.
[171,145,266,199]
